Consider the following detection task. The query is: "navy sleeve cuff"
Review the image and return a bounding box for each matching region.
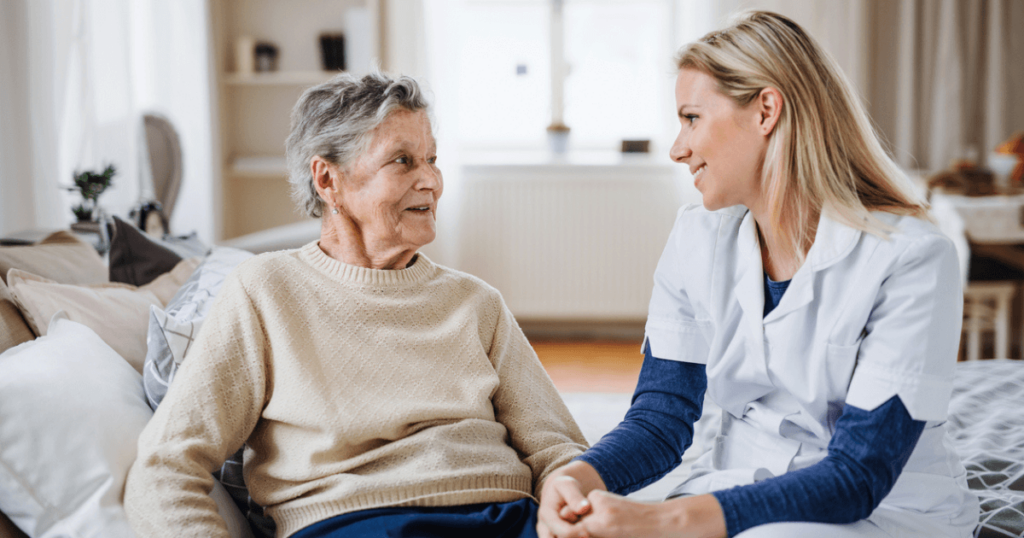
[578,343,707,495]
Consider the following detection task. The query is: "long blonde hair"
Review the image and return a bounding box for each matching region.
[676,11,927,262]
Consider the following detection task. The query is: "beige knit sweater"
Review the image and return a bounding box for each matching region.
[124,242,588,537]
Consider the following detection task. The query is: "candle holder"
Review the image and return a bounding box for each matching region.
[546,123,570,155]
[254,42,279,72]
[319,33,346,71]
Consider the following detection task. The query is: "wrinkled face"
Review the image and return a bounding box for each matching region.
[336,109,442,251]
[669,68,767,212]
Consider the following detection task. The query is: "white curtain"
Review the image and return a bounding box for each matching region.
[0,0,217,243]
[129,0,218,243]
[0,0,139,237]
[865,0,1024,171]
[0,0,79,237]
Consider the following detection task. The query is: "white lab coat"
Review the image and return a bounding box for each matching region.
[644,204,979,537]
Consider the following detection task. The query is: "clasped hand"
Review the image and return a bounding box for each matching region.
[537,475,661,538]
[536,463,727,538]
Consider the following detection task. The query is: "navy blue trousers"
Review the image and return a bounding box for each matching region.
[290,498,539,538]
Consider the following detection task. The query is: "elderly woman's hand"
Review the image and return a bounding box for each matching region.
[537,461,606,538]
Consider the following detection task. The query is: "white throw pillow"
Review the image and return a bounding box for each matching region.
[0,313,253,538]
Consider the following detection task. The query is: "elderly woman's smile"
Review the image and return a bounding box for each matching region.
[314,108,443,270]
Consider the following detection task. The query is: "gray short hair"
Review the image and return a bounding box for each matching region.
[285,71,430,218]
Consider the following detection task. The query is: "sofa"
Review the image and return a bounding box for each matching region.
[0,221,258,538]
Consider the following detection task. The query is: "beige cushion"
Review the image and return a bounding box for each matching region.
[137,257,202,306]
[0,282,33,355]
[0,231,106,285]
[5,258,199,373]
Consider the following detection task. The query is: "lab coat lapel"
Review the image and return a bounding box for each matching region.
[720,211,772,405]
[735,212,766,326]
[709,208,863,419]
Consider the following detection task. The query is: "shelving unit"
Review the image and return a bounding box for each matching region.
[210,0,380,240]
[223,70,341,87]
[229,156,289,178]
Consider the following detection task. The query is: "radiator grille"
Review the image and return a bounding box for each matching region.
[456,167,685,320]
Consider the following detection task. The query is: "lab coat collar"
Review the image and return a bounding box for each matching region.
[735,207,862,324]
[806,208,862,272]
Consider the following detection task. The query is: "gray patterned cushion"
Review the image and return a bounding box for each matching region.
[141,246,274,537]
[143,247,252,407]
[161,231,209,260]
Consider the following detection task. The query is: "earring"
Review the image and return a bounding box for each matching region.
[331,207,339,215]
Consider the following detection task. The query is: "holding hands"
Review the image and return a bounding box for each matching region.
[537,461,727,538]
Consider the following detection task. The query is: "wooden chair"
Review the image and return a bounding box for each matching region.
[962,282,1016,361]
[931,194,1017,360]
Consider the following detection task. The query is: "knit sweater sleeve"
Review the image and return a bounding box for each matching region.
[487,299,589,498]
[125,274,268,538]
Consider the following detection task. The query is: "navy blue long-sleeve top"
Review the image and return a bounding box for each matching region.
[575,274,926,537]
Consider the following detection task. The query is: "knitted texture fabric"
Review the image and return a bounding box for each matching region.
[124,242,588,538]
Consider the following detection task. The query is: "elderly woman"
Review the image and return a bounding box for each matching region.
[125,72,587,538]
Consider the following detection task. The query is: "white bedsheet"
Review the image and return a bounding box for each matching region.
[560,391,721,502]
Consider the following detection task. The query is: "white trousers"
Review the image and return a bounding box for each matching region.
[734,504,977,538]
[736,521,885,538]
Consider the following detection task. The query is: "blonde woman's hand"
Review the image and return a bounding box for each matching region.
[577,491,728,538]
[537,461,607,538]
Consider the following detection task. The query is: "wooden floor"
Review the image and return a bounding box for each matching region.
[532,336,1019,394]
[532,340,644,393]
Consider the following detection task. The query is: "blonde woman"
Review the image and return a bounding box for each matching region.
[537,11,978,538]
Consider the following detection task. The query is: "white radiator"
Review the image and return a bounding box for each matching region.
[455,159,689,320]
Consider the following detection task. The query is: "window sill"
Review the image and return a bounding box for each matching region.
[461,149,677,175]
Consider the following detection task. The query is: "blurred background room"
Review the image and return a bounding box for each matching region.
[6,3,1024,537]
[2,0,1024,380]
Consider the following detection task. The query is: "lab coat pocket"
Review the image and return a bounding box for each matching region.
[696,318,714,347]
[825,340,861,401]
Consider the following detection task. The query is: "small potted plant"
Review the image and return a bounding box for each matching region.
[66,164,116,222]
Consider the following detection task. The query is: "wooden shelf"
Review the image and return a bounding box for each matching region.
[230,155,288,178]
[212,0,379,239]
[224,71,342,86]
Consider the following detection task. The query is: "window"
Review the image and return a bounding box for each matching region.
[444,0,677,151]
[563,0,674,147]
[453,1,552,148]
